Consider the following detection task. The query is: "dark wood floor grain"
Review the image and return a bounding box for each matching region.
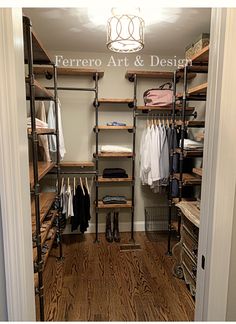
[36,232,194,321]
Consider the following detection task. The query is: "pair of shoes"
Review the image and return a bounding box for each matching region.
[105,212,120,243]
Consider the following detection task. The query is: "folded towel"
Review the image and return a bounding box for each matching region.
[100,145,132,153]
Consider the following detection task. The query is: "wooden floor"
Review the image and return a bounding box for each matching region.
[37,232,194,321]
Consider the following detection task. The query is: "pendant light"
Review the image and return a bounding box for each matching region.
[107,8,144,53]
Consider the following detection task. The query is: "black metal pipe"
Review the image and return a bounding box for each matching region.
[46,86,96,92]
[167,71,177,255]
[53,64,63,260]
[94,72,99,243]
[131,74,137,243]
[24,16,44,321]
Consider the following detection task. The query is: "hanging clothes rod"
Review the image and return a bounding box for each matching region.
[46,86,96,92]
[135,112,196,118]
[49,170,97,175]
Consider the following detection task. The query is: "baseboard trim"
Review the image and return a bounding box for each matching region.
[63,221,145,235]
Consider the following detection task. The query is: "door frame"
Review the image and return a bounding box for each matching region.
[195,8,236,321]
[0,8,36,321]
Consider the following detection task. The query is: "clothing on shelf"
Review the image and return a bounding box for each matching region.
[102,168,128,178]
[139,121,170,191]
[47,100,66,160]
[36,101,51,162]
[180,138,204,149]
[27,117,48,129]
[106,121,127,126]
[100,145,132,153]
[102,195,127,204]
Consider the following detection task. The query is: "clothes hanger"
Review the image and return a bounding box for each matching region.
[85,177,90,195]
[61,177,64,187]
[67,177,70,189]
[80,177,85,195]
[73,177,76,195]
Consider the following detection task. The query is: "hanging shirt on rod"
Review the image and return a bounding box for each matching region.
[47,99,66,160]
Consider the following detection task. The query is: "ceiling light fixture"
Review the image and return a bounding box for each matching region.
[106,8,144,53]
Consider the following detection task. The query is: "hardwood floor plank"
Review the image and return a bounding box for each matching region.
[40,232,194,321]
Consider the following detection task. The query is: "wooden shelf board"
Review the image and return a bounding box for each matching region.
[97,125,133,130]
[177,82,208,99]
[33,66,104,78]
[172,197,197,204]
[60,161,95,168]
[191,45,209,64]
[23,17,52,64]
[31,192,56,235]
[97,176,133,183]
[173,173,202,185]
[175,148,203,158]
[98,98,134,104]
[27,127,55,135]
[33,210,57,261]
[125,70,196,80]
[29,161,56,187]
[175,120,205,128]
[97,200,132,209]
[26,79,54,100]
[192,168,203,177]
[137,105,195,112]
[188,82,208,95]
[96,152,133,158]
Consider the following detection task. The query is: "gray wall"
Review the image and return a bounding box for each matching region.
[0,200,8,320]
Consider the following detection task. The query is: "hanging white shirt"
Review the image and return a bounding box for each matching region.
[139,127,147,184]
[36,101,51,162]
[143,125,152,185]
[47,100,66,160]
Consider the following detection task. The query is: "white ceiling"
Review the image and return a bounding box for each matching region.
[23,8,211,56]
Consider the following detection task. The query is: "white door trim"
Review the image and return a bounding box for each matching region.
[0,8,35,320]
[195,8,236,320]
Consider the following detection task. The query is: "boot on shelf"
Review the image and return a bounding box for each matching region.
[113,212,121,243]
[105,212,113,243]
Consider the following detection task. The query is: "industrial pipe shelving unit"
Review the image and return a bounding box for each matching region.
[167,46,209,255]
[23,16,63,321]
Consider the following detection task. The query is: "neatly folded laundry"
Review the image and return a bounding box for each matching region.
[27,117,48,128]
[106,121,127,126]
[103,168,128,178]
[180,139,203,149]
[100,145,132,153]
[102,195,127,204]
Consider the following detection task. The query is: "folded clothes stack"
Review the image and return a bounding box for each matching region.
[103,168,128,178]
[27,117,48,128]
[180,139,204,150]
[102,195,127,204]
[106,121,127,126]
[100,145,132,153]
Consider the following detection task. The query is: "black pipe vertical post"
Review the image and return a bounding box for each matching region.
[53,64,63,259]
[24,16,44,321]
[167,71,177,255]
[178,65,188,235]
[94,72,99,243]
[131,74,137,243]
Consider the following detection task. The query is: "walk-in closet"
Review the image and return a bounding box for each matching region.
[1,4,236,322]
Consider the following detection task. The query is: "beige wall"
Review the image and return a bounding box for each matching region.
[40,50,204,230]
